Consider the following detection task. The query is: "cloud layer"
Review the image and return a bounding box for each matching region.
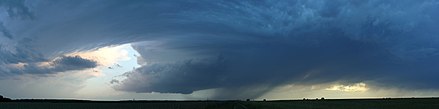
[1,56,97,76]
[1,0,439,99]
[115,0,439,98]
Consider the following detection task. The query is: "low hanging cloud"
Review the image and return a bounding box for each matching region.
[50,56,98,72]
[325,83,369,92]
[2,56,97,76]
[0,0,439,99]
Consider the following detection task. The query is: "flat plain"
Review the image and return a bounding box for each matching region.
[1,98,438,109]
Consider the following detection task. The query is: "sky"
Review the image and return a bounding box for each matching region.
[1,0,439,100]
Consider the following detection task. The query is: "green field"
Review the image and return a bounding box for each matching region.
[1,98,439,109]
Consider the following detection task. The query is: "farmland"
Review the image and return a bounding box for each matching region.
[1,98,438,109]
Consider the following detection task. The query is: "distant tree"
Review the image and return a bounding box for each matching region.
[321,97,325,100]
[263,99,266,102]
[0,95,12,101]
[246,99,250,102]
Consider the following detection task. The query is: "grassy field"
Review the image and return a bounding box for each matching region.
[0,101,239,109]
[244,98,439,109]
[1,98,438,109]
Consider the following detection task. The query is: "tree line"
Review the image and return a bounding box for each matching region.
[0,95,12,101]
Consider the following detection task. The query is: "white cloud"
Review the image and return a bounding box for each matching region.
[67,44,131,67]
[325,83,369,92]
[0,44,139,99]
[259,82,439,100]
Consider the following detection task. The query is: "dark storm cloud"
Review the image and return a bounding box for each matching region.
[113,0,439,98]
[51,56,98,71]
[0,0,439,99]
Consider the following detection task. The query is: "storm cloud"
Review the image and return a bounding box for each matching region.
[1,0,439,99]
[1,56,97,77]
[114,0,439,98]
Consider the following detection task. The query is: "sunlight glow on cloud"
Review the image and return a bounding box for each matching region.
[67,44,131,67]
[2,55,97,76]
[325,83,369,92]
[7,62,26,69]
[259,83,439,100]
[0,44,145,100]
[73,44,142,98]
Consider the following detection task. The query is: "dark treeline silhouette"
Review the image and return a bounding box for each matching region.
[2,95,439,103]
[7,99,243,103]
[0,95,12,101]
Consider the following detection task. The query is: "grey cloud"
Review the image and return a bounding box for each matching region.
[0,0,34,19]
[114,0,439,99]
[4,56,97,76]
[116,57,227,94]
[0,0,33,41]
[0,0,103,75]
[0,23,13,39]
[51,56,98,71]
[110,79,119,84]
[0,43,45,64]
